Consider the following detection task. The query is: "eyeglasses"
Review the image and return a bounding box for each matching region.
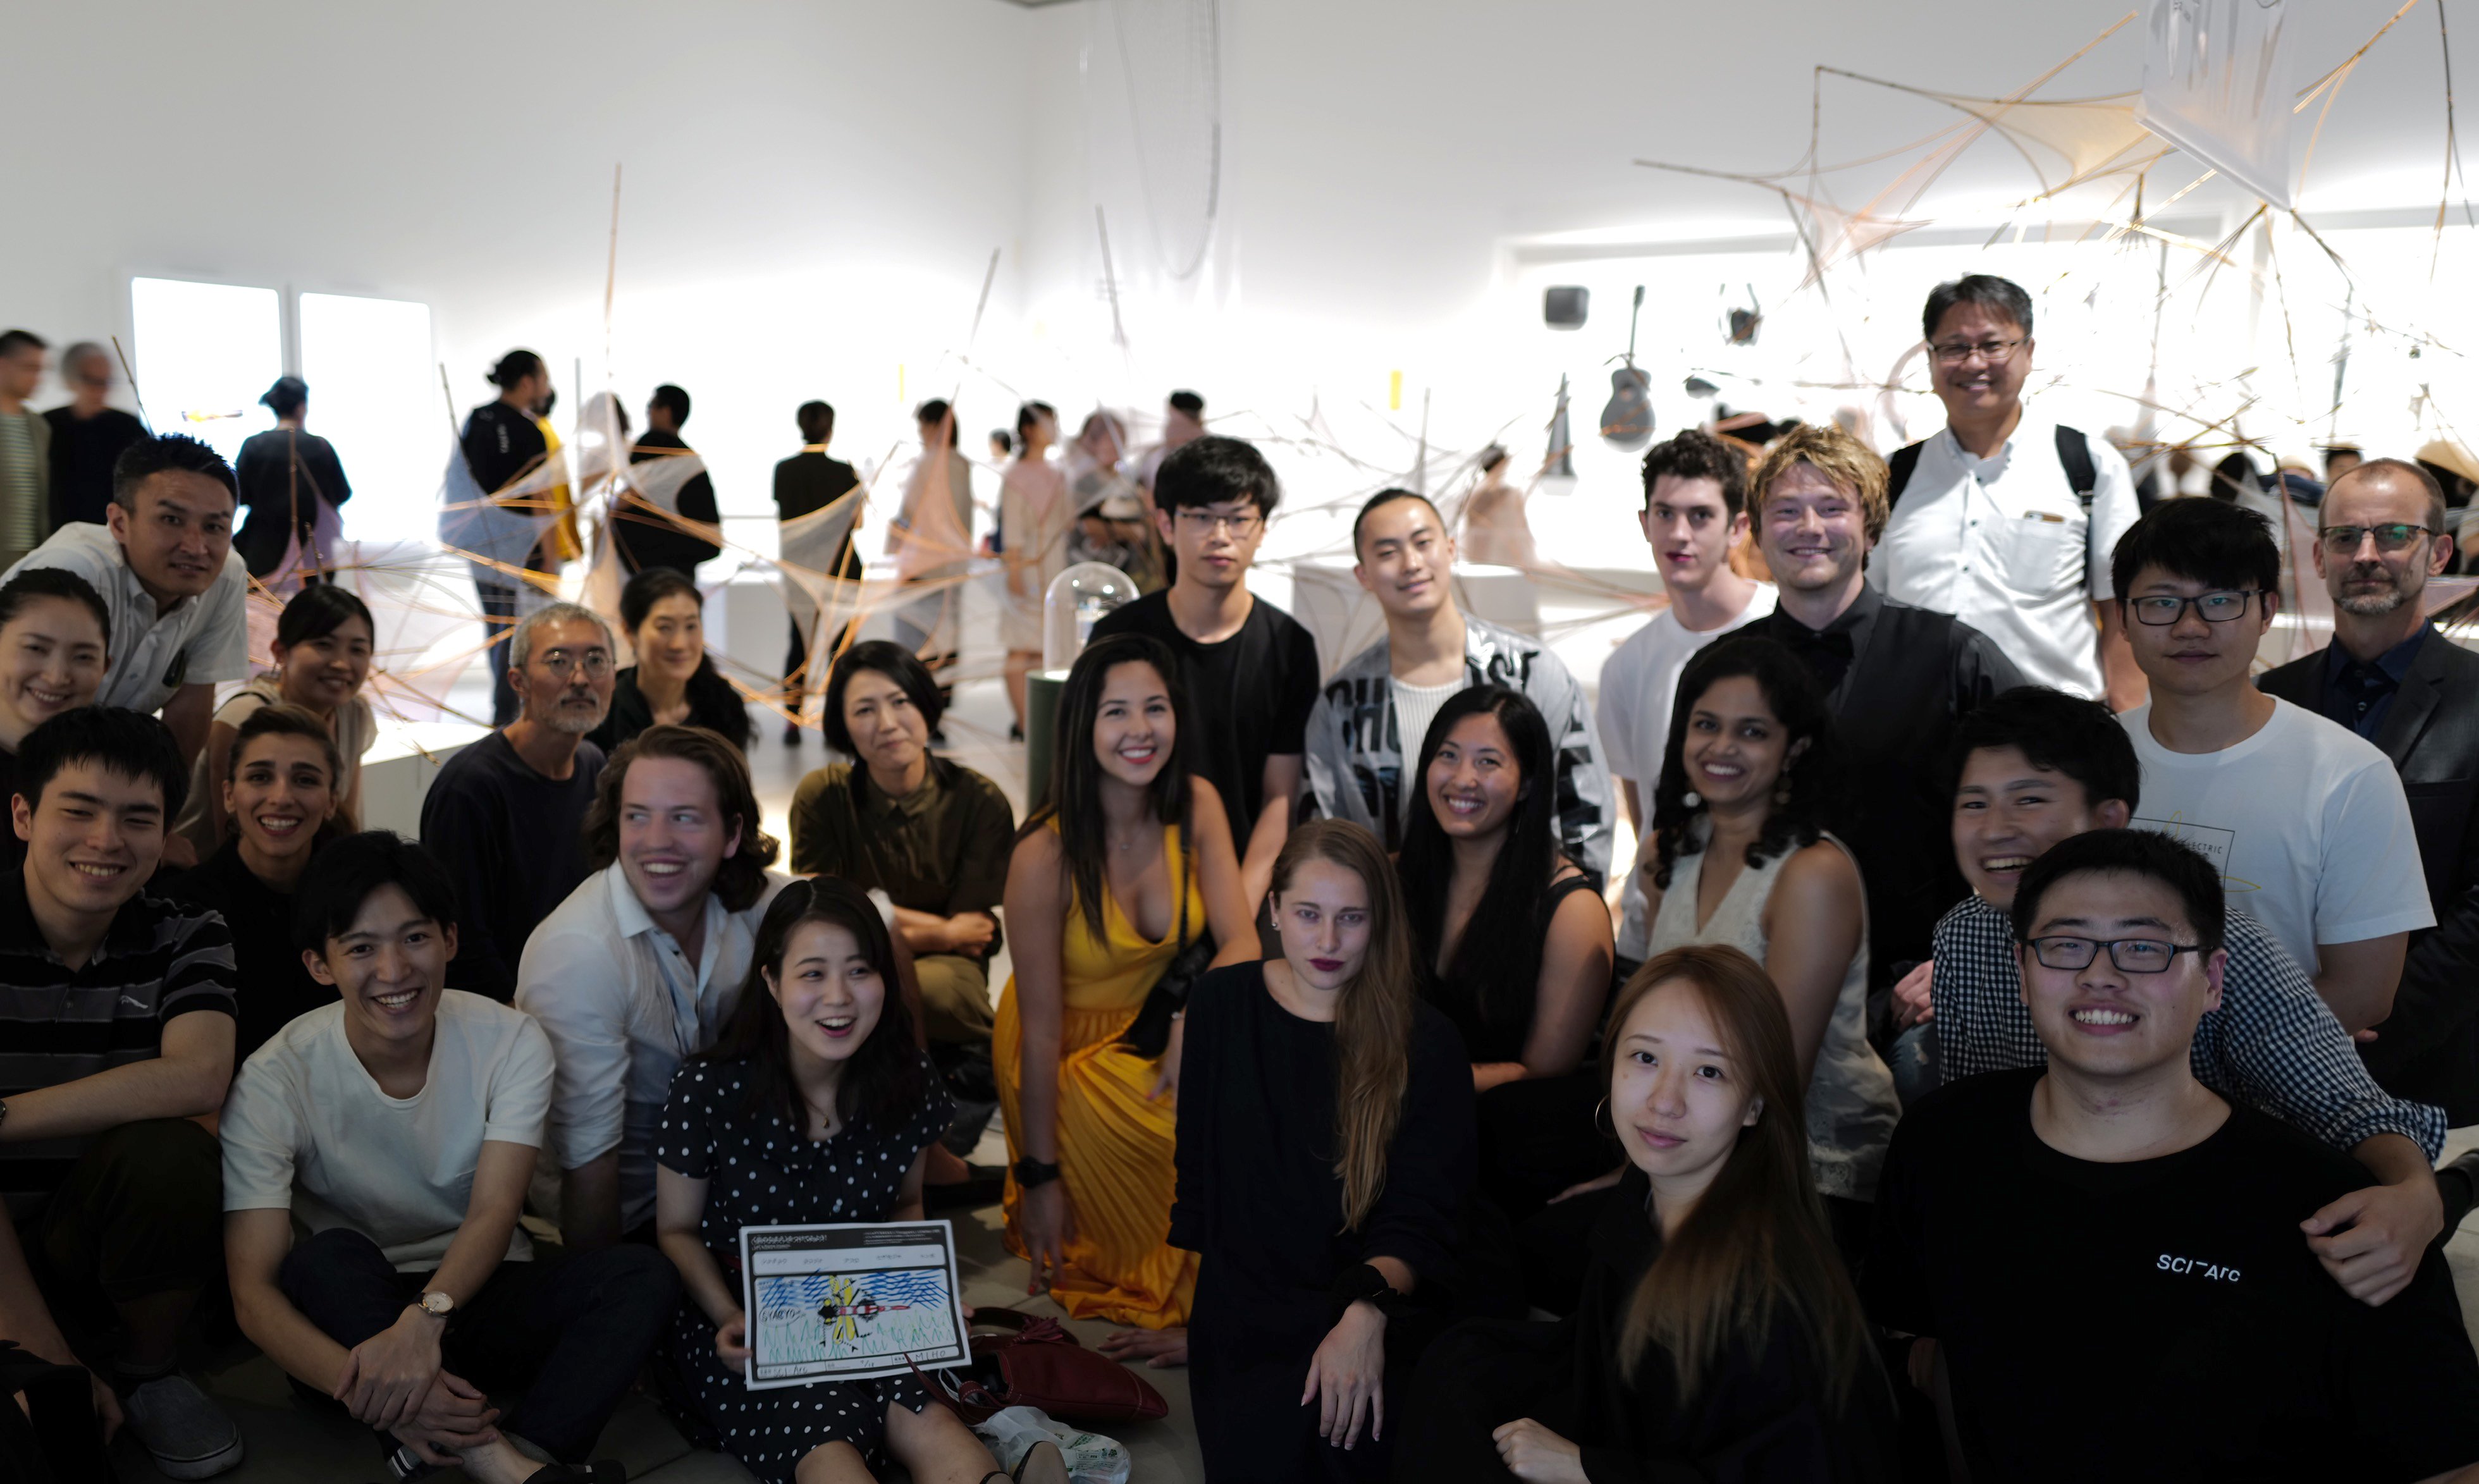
[2127,591,2260,626]
[535,649,614,679]
[1173,510,1264,537]
[2021,936,2203,974]
[1929,338,2026,365]
[2318,523,2434,554]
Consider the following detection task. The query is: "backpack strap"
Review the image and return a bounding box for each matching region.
[2053,424,2098,510]
[1886,439,1928,513]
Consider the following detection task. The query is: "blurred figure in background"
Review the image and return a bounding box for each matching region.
[232,376,352,584]
[621,383,722,579]
[999,400,1069,740]
[889,399,975,710]
[773,399,861,745]
[0,330,51,571]
[44,341,147,530]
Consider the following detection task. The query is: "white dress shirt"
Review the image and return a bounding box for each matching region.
[2,523,252,712]
[1869,418,2139,698]
[516,864,791,1234]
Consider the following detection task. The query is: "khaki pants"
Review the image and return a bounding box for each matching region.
[916,952,994,1046]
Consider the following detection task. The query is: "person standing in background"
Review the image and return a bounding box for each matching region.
[622,383,722,579]
[1871,275,2145,711]
[773,400,861,747]
[889,399,975,711]
[1135,388,1207,494]
[999,400,1070,742]
[458,351,553,728]
[231,376,352,583]
[1599,429,1776,979]
[0,330,52,572]
[43,342,148,530]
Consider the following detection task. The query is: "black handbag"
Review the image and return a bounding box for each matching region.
[1117,821,1214,1060]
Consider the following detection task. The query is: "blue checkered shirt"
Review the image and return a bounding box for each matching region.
[1929,894,2446,1159]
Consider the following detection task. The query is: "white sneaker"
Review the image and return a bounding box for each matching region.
[120,1374,245,1479]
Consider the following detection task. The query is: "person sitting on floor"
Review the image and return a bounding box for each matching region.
[518,724,789,1250]
[997,634,1257,1331]
[0,567,110,873]
[1167,819,1474,1481]
[0,706,241,1480]
[223,830,675,1484]
[1867,829,2479,1482]
[175,582,374,852]
[587,566,753,756]
[653,876,1064,1484]
[164,702,348,1062]
[1891,685,2458,1302]
[1396,685,1614,1224]
[788,641,1015,1053]
[1396,944,1899,1483]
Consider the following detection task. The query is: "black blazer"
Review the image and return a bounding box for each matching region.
[2260,629,2479,1122]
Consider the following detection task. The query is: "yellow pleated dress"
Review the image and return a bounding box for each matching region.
[994,821,1200,1328]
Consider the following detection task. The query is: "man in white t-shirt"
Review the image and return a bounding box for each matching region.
[2111,498,2432,1034]
[1873,274,2146,709]
[223,831,675,1483]
[1597,427,1775,968]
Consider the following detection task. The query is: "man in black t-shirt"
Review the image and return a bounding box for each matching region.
[43,343,148,530]
[1869,828,2479,1483]
[622,383,722,578]
[773,400,860,742]
[1090,435,1320,908]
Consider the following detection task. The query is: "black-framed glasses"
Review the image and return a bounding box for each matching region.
[2318,522,2434,554]
[2127,591,2260,626]
[1172,509,1264,537]
[536,649,615,679]
[1929,337,2026,365]
[2021,935,2203,973]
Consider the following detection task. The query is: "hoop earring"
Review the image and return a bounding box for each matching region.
[1592,1096,1614,1138]
[1775,784,1792,806]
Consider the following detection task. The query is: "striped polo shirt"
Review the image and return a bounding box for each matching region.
[0,871,237,1194]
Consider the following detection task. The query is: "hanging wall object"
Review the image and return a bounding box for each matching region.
[1544,286,1590,329]
[1546,374,1577,477]
[1600,285,1655,451]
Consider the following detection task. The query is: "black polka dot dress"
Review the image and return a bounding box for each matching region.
[655,1052,956,1483]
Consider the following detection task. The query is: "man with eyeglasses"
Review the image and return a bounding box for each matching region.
[1869,828,2479,1484]
[1090,434,1320,907]
[420,601,617,1001]
[1874,275,2147,710]
[2261,458,2479,1131]
[2113,498,2431,1037]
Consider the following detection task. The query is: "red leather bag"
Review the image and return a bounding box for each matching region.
[921,1308,1168,1426]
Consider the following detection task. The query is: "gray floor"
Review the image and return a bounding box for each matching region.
[103,577,2479,1481]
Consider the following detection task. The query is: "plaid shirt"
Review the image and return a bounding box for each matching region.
[1930,894,2445,1159]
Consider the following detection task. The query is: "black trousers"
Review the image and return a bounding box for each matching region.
[276,1227,676,1464]
[20,1119,224,1352]
[474,578,521,727]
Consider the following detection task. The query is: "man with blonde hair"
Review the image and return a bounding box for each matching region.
[1745,423,2021,991]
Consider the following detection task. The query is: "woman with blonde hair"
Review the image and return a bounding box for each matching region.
[1160,819,1473,1481]
[1397,945,1897,1482]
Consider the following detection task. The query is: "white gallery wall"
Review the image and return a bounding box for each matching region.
[6,0,2471,565]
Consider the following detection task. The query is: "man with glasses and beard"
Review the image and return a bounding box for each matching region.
[2261,459,2479,1200]
[420,602,616,1002]
[1872,275,2147,711]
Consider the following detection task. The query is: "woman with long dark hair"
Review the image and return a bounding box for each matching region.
[177,582,376,850]
[653,877,1063,1484]
[1169,819,1473,1480]
[995,633,1257,1330]
[588,566,753,753]
[1398,945,1898,1482]
[1395,685,1615,1219]
[1640,637,1897,1241]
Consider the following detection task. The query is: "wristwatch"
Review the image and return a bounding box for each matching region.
[1012,1158,1062,1190]
[414,1291,454,1320]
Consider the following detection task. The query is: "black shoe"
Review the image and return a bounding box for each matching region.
[2439,1149,2479,1237]
[1008,723,1024,742]
[925,1163,1006,1211]
[782,721,803,746]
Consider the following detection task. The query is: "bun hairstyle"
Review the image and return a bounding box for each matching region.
[488,350,545,390]
[259,376,309,420]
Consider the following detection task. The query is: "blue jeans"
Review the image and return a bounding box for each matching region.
[1888,1021,1940,1108]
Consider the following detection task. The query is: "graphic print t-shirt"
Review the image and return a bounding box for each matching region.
[1867,1069,2479,1483]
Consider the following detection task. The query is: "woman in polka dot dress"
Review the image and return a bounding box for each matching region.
[654,877,1066,1484]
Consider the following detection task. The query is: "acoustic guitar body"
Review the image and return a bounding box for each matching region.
[1601,366,1654,451]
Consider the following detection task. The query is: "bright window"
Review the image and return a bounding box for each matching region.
[128,277,281,465]
[298,293,436,542]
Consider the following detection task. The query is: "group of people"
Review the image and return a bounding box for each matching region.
[3,268,2478,1484]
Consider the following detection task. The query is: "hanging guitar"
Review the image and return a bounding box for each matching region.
[1600,285,1654,451]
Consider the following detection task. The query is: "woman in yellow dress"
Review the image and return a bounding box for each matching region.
[997,633,1258,1327]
